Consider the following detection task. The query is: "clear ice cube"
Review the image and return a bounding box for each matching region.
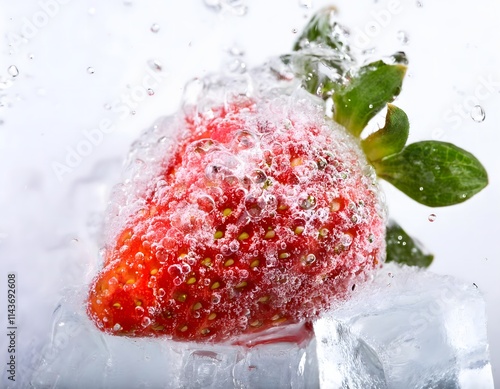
[314,263,494,389]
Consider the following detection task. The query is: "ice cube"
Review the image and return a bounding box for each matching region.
[314,263,494,389]
[30,294,318,388]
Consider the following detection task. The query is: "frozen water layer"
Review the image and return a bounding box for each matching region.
[314,263,494,389]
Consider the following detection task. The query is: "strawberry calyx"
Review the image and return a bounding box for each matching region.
[290,7,488,266]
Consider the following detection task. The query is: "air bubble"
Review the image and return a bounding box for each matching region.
[147,59,163,72]
[470,105,485,123]
[8,65,19,77]
[305,254,316,265]
[141,317,151,327]
[299,194,316,210]
[397,31,409,45]
[135,306,145,315]
[113,323,122,331]
[150,23,160,33]
[251,170,267,184]
[428,213,437,222]
[298,0,312,9]
[147,88,155,96]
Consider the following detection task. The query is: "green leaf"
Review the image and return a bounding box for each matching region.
[373,141,488,207]
[293,6,350,53]
[361,104,409,162]
[333,61,407,137]
[385,220,433,268]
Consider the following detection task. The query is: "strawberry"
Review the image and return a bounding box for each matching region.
[87,93,386,342]
[87,8,488,342]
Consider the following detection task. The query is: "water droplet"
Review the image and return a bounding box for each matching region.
[470,105,485,123]
[298,0,312,9]
[397,31,409,45]
[8,65,19,77]
[428,213,437,222]
[141,317,151,327]
[87,67,95,75]
[157,288,166,297]
[150,23,160,33]
[292,28,298,34]
[147,59,163,72]
[113,323,122,331]
[147,88,154,96]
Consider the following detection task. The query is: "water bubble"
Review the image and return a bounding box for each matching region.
[298,0,312,9]
[397,31,409,45]
[251,170,267,184]
[150,23,160,33]
[229,240,240,252]
[8,65,19,77]
[470,105,485,123]
[428,213,437,222]
[135,306,145,315]
[28,53,35,60]
[141,317,151,327]
[113,323,122,331]
[292,28,298,34]
[87,67,95,75]
[299,194,316,210]
[304,254,316,265]
[147,59,163,72]
[147,88,155,96]
[416,1,423,7]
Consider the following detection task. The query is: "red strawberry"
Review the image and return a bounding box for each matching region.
[86,89,387,342]
[87,7,489,344]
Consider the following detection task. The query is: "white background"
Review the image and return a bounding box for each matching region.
[1,0,499,386]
